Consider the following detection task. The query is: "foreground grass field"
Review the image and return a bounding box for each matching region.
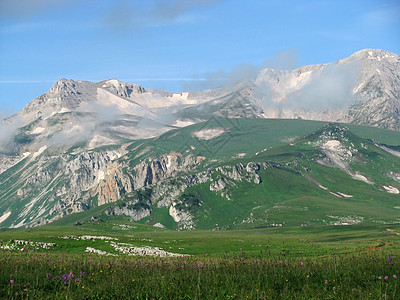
[1,248,399,299]
[1,223,400,299]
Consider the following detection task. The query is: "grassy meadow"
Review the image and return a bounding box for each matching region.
[1,222,400,299]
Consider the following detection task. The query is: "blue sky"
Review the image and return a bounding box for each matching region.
[0,0,399,116]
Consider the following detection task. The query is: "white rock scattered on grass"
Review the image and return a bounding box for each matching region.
[85,247,117,256]
[0,244,18,250]
[0,240,56,250]
[111,224,137,231]
[326,215,364,226]
[59,235,118,241]
[110,241,188,257]
[153,222,166,229]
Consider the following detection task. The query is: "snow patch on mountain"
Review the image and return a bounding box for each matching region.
[32,146,47,160]
[383,185,400,194]
[192,128,229,140]
[0,211,11,224]
[173,119,196,127]
[89,135,116,149]
[31,127,45,134]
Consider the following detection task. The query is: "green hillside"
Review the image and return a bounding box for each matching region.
[97,120,400,231]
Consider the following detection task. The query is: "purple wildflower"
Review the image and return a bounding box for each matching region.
[10,279,14,285]
[387,256,393,262]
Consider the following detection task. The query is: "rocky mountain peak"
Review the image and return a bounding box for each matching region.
[99,79,146,99]
[50,78,79,93]
[340,49,399,64]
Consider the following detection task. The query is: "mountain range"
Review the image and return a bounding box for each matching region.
[0,48,399,229]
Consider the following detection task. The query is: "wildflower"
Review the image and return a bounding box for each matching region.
[89,259,93,263]
[382,293,386,298]
[10,279,14,285]
[325,280,329,285]
[394,275,397,279]
[23,289,28,292]
[80,271,85,277]
[82,286,85,289]
[387,257,393,262]
[75,278,80,282]
[69,270,74,278]
[384,276,388,280]
[301,261,304,266]
[132,279,135,282]
[197,264,201,268]
[378,276,382,280]
[306,275,310,279]
[46,273,51,279]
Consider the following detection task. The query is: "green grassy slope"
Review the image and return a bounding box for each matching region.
[105,121,400,231]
